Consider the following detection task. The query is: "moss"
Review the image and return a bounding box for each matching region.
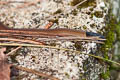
[110,61,120,70]
[70,0,82,6]
[100,13,116,53]
[100,67,110,79]
[90,13,94,18]
[105,31,115,48]
[86,11,91,15]
[102,22,116,50]
[90,11,104,18]
[89,7,94,11]
[90,23,96,28]
[99,9,119,79]
[53,9,62,14]
[70,0,96,9]
[49,19,58,24]
[83,25,87,30]
[74,42,83,50]
[71,9,78,15]
[50,42,57,46]
[10,49,20,63]
[5,47,20,63]
[94,11,104,18]
[64,72,70,78]
[115,23,120,40]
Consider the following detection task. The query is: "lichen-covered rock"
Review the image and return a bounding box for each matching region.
[0,0,109,80]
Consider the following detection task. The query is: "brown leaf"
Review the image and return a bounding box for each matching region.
[0,48,11,80]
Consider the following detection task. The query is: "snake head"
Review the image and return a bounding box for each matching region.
[86,32,105,39]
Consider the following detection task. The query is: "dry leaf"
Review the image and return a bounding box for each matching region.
[0,48,11,80]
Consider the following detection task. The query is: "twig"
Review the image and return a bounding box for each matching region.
[50,36,106,41]
[0,0,41,16]
[39,39,104,44]
[0,35,105,44]
[0,0,40,8]
[44,22,53,29]
[30,0,88,27]
[46,0,87,20]
[0,38,42,45]
[0,1,28,5]
[13,65,60,80]
[36,37,105,44]
[16,0,41,9]
[7,46,22,56]
[0,43,119,66]
[67,0,88,13]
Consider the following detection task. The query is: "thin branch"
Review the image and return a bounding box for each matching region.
[13,65,60,80]
[0,38,42,45]
[0,1,28,5]
[0,43,120,66]
[0,0,41,16]
[7,46,22,56]
[46,0,88,20]
[44,22,53,29]
[16,0,41,9]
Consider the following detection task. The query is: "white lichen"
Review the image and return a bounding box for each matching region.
[0,0,108,80]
